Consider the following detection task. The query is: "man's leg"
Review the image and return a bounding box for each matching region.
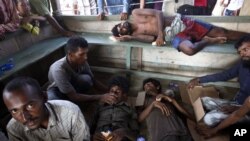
[47,87,68,100]
[71,74,93,93]
[178,37,226,56]
[207,26,250,41]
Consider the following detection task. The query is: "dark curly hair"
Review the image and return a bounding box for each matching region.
[235,35,250,49]
[142,78,162,93]
[108,76,129,94]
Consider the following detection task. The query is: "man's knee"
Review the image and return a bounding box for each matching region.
[77,74,93,87]
[47,87,66,100]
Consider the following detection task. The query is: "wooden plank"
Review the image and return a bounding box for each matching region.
[137,48,143,71]
[126,47,132,69]
[91,66,240,88]
[61,13,250,23]
[0,37,68,81]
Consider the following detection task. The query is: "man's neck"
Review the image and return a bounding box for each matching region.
[66,56,78,70]
[40,106,50,129]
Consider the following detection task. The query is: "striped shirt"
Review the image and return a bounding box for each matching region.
[0,0,19,36]
[7,100,90,141]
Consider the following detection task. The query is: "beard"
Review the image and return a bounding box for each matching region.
[242,59,250,67]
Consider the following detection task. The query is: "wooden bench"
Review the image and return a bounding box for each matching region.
[0,37,68,81]
[80,32,239,88]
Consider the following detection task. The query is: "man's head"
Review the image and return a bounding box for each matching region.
[14,0,31,17]
[235,35,250,63]
[108,76,129,104]
[143,78,162,95]
[65,36,89,66]
[3,77,48,130]
[111,21,133,37]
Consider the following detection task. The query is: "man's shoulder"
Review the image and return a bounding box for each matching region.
[7,118,24,132]
[47,100,80,112]
[50,57,67,70]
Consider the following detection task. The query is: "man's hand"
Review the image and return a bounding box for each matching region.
[93,132,106,141]
[196,124,218,138]
[97,12,105,21]
[187,78,201,89]
[62,30,75,37]
[114,35,133,41]
[156,94,173,103]
[100,93,117,105]
[152,101,172,116]
[120,13,128,20]
[155,36,165,46]
[219,105,240,114]
[111,128,127,141]
[21,16,33,24]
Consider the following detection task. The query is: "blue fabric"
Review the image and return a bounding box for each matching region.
[199,61,250,105]
[97,0,130,15]
[172,36,183,51]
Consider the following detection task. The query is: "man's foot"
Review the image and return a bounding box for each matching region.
[203,36,227,44]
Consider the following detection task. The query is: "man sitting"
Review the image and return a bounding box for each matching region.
[188,35,250,137]
[91,76,139,141]
[3,77,90,141]
[111,8,249,56]
[47,36,116,105]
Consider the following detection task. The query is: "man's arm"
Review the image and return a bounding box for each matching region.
[29,0,73,36]
[51,68,116,104]
[45,15,74,36]
[132,9,165,45]
[115,34,155,42]
[188,62,240,89]
[138,100,171,122]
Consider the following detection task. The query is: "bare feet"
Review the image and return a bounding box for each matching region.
[203,36,227,44]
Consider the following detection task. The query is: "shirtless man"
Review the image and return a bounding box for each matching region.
[112,9,249,56]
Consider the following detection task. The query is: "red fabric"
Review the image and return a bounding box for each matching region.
[176,17,212,42]
[194,0,207,7]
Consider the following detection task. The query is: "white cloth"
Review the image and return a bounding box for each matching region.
[226,0,244,11]
[165,14,186,41]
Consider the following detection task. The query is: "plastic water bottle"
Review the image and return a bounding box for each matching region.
[0,58,14,76]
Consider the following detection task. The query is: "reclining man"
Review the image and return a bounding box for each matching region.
[3,77,90,141]
[188,35,250,137]
[91,76,139,141]
[111,8,249,56]
[137,78,194,141]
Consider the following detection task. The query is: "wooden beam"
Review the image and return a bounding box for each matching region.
[91,66,240,88]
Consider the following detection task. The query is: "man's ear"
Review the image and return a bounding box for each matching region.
[42,91,48,102]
